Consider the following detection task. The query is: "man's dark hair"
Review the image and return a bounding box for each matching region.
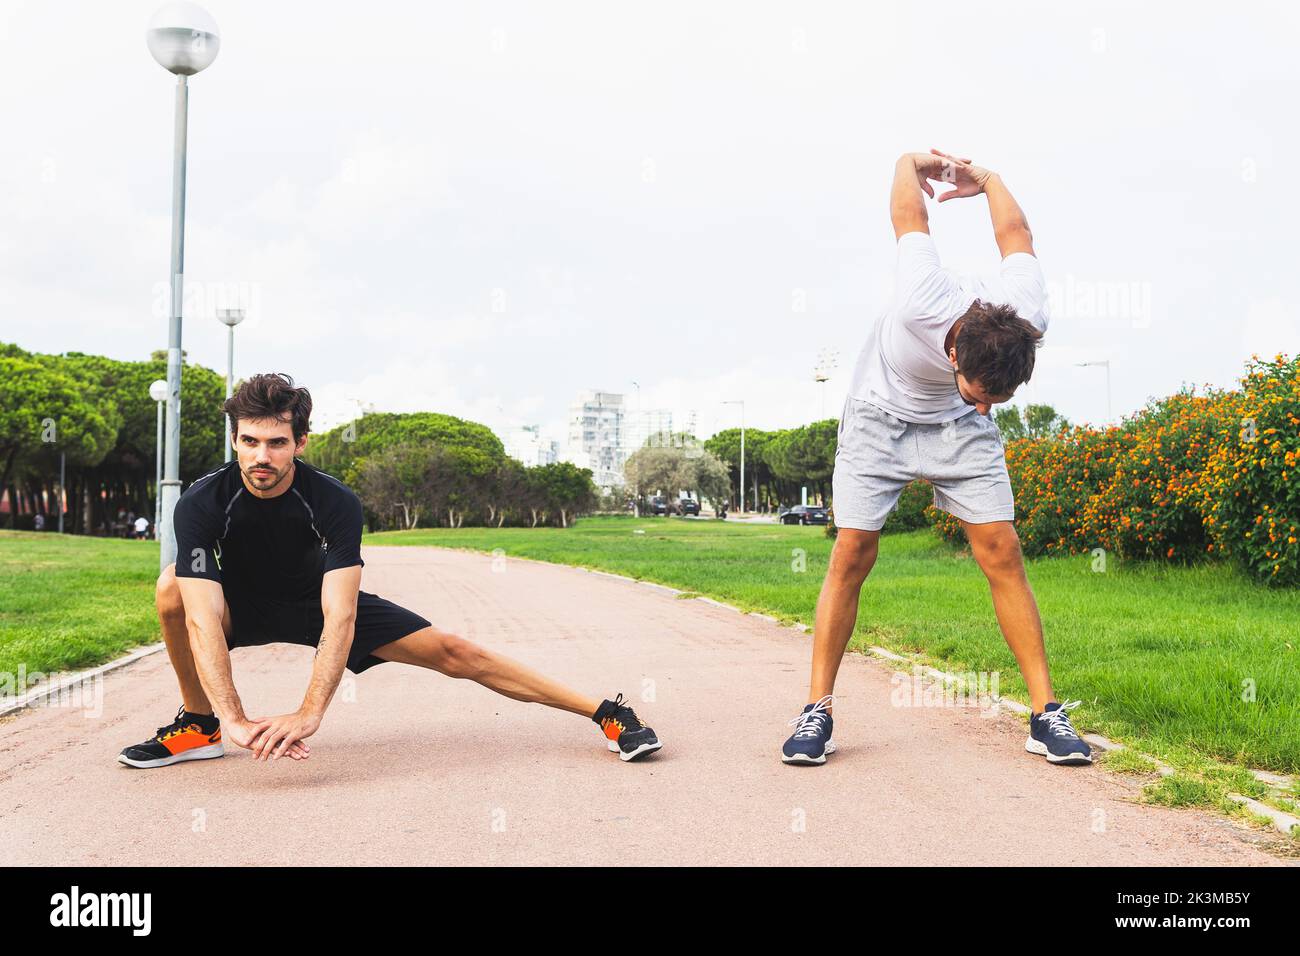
[953,299,1044,397]
[223,372,313,442]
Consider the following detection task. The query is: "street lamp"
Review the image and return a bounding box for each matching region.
[629,381,641,517]
[1075,360,1113,424]
[149,379,168,539]
[147,1,221,570]
[814,347,838,419]
[217,308,245,461]
[630,379,642,449]
[722,399,745,514]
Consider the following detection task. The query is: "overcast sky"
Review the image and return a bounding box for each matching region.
[2,0,1296,445]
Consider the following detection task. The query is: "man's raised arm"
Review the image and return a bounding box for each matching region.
[890,152,936,239]
[927,147,1035,258]
[982,172,1035,258]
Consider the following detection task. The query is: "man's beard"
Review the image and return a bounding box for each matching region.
[245,463,288,490]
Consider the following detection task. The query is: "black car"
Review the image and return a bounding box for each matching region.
[678,498,700,516]
[779,505,830,526]
[645,496,670,516]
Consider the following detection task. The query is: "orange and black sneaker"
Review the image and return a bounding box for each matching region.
[593,693,662,762]
[118,705,224,769]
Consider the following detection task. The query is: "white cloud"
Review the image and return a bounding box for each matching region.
[1,0,1297,444]
[1241,298,1298,366]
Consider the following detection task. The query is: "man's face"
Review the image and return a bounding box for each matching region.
[949,351,1014,416]
[232,416,307,493]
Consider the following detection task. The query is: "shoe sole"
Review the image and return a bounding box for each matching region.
[607,739,663,762]
[782,739,836,765]
[118,742,225,769]
[1024,736,1092,765]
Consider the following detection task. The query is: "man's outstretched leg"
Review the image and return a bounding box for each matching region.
[781,528,879,764]
[372,627,662,761]
[962,519,1091,765]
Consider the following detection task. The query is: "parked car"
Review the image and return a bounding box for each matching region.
[678,498,700,516]
[645,496,671,516]
[779,505,830,526]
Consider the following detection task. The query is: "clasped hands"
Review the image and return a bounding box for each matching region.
[224,710,320,762]
[905,148,994,203]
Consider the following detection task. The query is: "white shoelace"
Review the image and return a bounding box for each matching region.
[1036,699,1082,738]
[789,694,834,739]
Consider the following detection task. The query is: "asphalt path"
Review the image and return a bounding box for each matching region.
[0,545,1284,865]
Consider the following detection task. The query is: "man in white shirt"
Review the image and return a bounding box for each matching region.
[781,149,1092,767]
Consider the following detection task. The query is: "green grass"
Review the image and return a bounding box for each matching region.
[1096,747,1161,776]
[0,531,162,684]
[365,516,1300,775]
[4,518,1298,785]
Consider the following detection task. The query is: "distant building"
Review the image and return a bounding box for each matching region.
[565,391,626,488]
[624,408,675,455]
[500,424,560,467]
[310,399,375,436]
[562,390,692,490]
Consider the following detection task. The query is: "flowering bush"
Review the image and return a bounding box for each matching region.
[928,425,1131,556]
[1081,389,1244,562]
[1197,354,1300,586]
[927,353,1298,586]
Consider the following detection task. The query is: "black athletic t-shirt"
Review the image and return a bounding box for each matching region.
[172,458,364,605]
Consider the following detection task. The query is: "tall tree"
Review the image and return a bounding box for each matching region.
[703,427,776,509]
[765,419,837,504]
[530,461,598,528]
[995,403,1071,440]
[1024,403,1071,438]
[306,411,505,486]
[625,443,730,511]
[993,406,1028,441]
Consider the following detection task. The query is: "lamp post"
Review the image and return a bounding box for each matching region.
[1075,360,1113,424]
[722,399,745,514]
[629,381,641,517]
[814,347,838,419]
[149,379,168,539]
[630,380,642,448]
[57,451,65,534]
[217,308,245,461]
[146,1,221,570]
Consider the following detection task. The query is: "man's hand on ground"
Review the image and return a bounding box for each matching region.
[224,716,272,750]
[246,711,320,762]
[227,715,311,761]
[927,148,993,202]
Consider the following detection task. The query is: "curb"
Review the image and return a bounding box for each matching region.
[0,642,166,720]
[849,641,1296,836]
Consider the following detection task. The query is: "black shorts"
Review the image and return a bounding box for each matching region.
[223,589,432,674]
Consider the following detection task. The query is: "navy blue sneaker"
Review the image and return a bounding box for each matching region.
[1025,700,1092,765]
[781,695,836,765]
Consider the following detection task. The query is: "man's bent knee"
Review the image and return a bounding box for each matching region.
[156,564,184,616]
[384,629,489,679]
[970,525,1026,580]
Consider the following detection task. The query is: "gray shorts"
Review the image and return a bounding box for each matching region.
[831,396,1014,532]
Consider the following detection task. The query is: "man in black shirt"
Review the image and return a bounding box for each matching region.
[119,373,660,768]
